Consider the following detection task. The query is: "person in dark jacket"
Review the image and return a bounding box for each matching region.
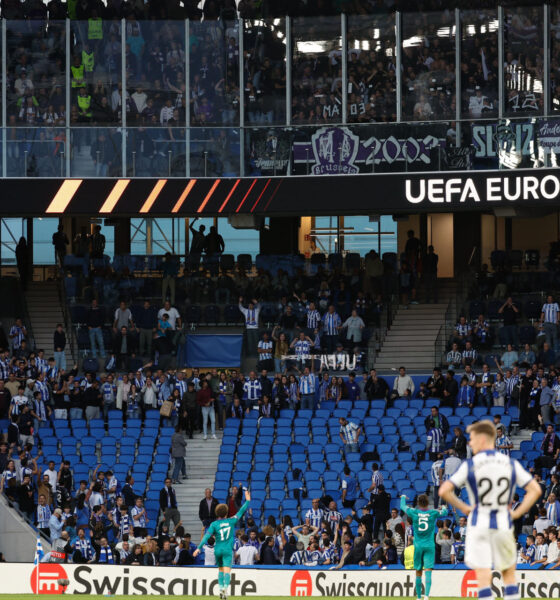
[451,427,467,459]
[112,326,138,370]
[424,406,450,437]
[360,538,384,566]
[198,488,219,533]
[442,370,459,408]
[259,536,280,564]
[121,475,137,507]
[16,237,29,288]
[426,368,444,399]
[371,484,391,539]
[365,369,389,400]
[159,478,180,531]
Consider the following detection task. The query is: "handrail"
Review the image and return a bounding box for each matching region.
[16,279,36,351]
[56,276,78,366]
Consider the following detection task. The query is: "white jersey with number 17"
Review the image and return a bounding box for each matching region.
[449,449,533,531]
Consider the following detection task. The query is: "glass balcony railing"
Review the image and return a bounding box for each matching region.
[0,9,557,177]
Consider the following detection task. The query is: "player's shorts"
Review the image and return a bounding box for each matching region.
[414,545,436,570]
[214,547,233,568]
[465,526,517,571]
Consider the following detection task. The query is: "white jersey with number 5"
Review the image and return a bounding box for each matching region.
[449,450,532,531]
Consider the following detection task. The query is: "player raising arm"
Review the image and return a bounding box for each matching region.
[193,487,251,600]
[439,421,542,600]
[400,493,447,600]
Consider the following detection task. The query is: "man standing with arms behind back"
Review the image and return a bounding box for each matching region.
[439,421,542,600]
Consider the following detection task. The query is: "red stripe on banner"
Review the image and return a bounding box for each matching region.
[235,179,257,213]
[250,178,272,213]
[218,179,241,213]
[197,179,221,213]
[263,180,284,211]
[172,180,197,213]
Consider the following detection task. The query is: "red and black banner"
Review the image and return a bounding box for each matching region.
[2,168,560,216]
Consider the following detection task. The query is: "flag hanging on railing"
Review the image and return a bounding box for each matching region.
[34,536,44,565]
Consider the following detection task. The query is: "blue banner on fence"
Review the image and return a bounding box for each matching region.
[183,334,243,367]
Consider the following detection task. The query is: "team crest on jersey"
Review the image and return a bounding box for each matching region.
[310,127,360,175]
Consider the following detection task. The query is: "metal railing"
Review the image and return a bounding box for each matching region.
[56,276,78,366]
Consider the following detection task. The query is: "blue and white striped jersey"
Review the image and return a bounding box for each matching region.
[542,302,559,323]
[449,450,533,530]
[426,427,443,453]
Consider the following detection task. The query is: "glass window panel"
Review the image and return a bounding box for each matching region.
[1,218,24,266]
[127,125,186,177]
[190,20,240,126]
[70,20,121,127]
[341,216,397,257]
[6,126,65,177]
[552,8,560,112]
[7,20,66,127]
[312,216,339,255]
[402,12,456,121]
[128,20,187,128]
[347,15,396,123]
[190,127,240,176]
[243,18,287,126]
[33,218,61,265]
[217,218,260,258]
[461,10,499,119]
[504,6,543,116]
[292,16,342,125]
[70,127,122,177]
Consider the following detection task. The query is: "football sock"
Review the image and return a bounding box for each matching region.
[415,575,423,598]
[504,584,520,600]
[479,587,492,599]
[425,570,432,596]
[224,573,231,589]
[218,572,224,589]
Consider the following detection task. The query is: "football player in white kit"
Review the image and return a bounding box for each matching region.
[439,421,541,600]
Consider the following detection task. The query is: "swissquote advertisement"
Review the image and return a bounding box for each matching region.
[4,563,560,597]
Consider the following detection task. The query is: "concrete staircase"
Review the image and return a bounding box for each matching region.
[175,430,222,542]
[25,281,74,366]
[374,280,458,371]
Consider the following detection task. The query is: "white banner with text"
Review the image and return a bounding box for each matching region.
[3,563,560,597]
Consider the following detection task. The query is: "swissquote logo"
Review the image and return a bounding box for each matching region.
[31,564,68,594]
[290,570,313,596]
[461,570,479,597]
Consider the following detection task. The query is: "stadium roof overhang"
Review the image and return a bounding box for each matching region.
[3,168,560,217]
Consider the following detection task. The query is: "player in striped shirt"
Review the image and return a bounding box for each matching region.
[461,341,477,367]
[9,319,27,350]
[425,426,443,460]
[305,498,325,528]
[495,425,513,456]
[322,306,342,353]
[541,295,560,350]
[439,420,541,600]
[531,533,548,566]
[368,463,383,498]
[289,542,308,565]
[305,302,322,332]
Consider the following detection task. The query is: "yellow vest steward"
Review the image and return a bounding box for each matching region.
[404,544,414,569]
[88,18,103,40]
[78,94,92,117]
[71,64,85,88]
